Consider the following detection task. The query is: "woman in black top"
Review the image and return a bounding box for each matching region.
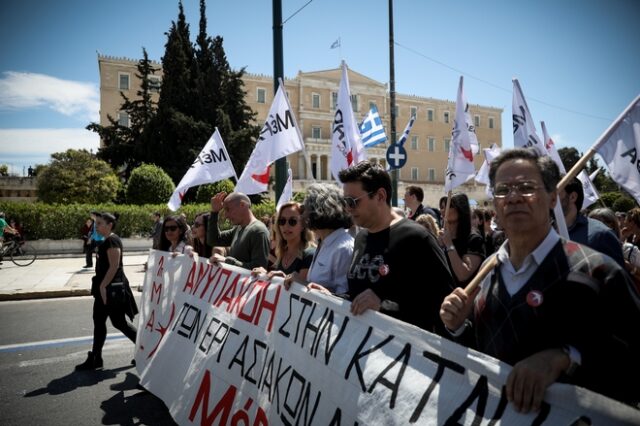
[191,212,212,258]
[76,212,137,370]
[438,193,485,286]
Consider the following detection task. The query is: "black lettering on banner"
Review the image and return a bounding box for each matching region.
[333,110,345,139]
[260,352,276,400]
[293,296,314,344]
[531,402,551,426]
[312,308,350,365]
[301,301,323,351]
[244,339,268,385]
[191,148,228,168]
[443,375,489,425]
[278,293,297,338]
[328,408,360,426]
[487,386,508,426]
[344,326,394,391]
[273,357,292,415]
[261,354,292,414]
[366,343,411,410]
[172,303,206,343]
[198,316,221,355]
[410,349,466,423]
[228,335,250,376]
[621,147,638,165]
[281,370,321,426]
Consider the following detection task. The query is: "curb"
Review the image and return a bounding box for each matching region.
[0,289,91,301]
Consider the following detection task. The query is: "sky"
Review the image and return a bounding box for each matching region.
[0,0,638,176]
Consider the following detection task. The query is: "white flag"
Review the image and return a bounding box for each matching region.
[541,121,566,173]
[513,79,547,155]
[167,128,236,211]
[595,95,640,204]
[577,169,600,209]
[475,143,502,197]
[330,61,366,182]
[235,82,305,194]
[276,168,293,210]
[445,76,478,192]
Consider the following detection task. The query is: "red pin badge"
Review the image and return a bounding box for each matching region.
[526,290,544,307]
[378,264,390,276]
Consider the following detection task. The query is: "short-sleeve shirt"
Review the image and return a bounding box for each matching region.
[92,234,124,295]
[275,247,315,275]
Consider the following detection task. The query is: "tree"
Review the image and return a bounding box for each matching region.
[557,147,581,172]
[126,164,175,205]
[87,48,159,179]
[0,164,8,176]
[36,149,120,203]
[194,179,235,203]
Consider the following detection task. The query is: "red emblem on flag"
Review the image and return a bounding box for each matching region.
[526,290,543,307]
[251,166,271,184]
[347,150,353,166]
[378,264,390,276]
[460,147,473,162]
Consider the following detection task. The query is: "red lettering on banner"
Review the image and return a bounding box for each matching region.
[151,281,162,305]
[215,274,243,308]
[156,256,165,277]
[147,302,176,359]
[236,277,262,321]
[182,261,198,294]
[145,310,155,331]
[254,282,281,333]
[204,267,233,303]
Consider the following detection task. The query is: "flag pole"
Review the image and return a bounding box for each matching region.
[557,94,640,192]
[443,190,452,232]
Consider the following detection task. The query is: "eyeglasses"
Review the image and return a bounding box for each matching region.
[278,217,299,227]
[344,192,373,209]
[163,225,179,232]
[492,182,542,199]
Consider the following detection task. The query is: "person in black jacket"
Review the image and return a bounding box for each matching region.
[76,212,137,370]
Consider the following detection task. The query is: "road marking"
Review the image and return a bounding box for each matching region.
[0,333,127,353]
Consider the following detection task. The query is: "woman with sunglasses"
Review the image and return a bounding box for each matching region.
[273,203,315,278]
[76,212,138,370]
[191,212,212,258]
[159,215,193,255]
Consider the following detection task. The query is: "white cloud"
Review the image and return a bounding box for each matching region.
[0,71,99,122]
[0,128,100,154]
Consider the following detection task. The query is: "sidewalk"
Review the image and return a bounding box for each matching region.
[0,253,150,301]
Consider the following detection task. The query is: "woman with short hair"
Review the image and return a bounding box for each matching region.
[159,214,193,255]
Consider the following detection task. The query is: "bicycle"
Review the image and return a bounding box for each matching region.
[0,234,37,267]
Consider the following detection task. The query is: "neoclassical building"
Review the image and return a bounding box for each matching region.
[98,55,502,205]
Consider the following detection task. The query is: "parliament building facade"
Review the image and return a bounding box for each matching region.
[98,55,502,205]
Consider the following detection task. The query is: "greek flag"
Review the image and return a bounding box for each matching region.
[396,116,416,147]
[359,105,388,148]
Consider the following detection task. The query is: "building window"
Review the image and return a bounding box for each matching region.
[411,167,419,181]
[410,106,417,119]
[118,111,129,127]
[369,101,377,111]
[332,92,338,110]
[428,137,435,152]
[428,168,436,182]
[411,136,418,150]
[427,109,434,121]
[312,126,321,139]
[489,117,495,129]
[118,73,130,91]
[148,75,161,93]
[474,115,480,128]
[350,94,358,112]
[312,93,321,109]
[443,111,450,124]
[444,138,451,153]
[257,88,266,104]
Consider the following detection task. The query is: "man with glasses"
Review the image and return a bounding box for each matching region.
[440,148,639,412]
[338,161,454,334]
[206,191,269,270]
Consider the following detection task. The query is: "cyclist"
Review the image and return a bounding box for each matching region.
[0,212,18,263]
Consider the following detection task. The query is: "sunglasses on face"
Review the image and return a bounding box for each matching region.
[492,181,541,199]
[278,217,299,227]
[344,192,373,209]
[164,225,179,232]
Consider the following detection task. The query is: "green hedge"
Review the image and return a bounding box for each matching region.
[0,201,276,240]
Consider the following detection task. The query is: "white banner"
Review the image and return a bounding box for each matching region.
[276,168,293,210]
[512,79,547,155]
[168,129,237,211]
[595,95,640,205]
[577,169,600,209]
[445,76,479,192]
[235,83,304,195]
[135,251,639,426]
[330,61,366,182]
[475,143,502,198]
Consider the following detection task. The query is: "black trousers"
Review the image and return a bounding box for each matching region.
[92,297,137,357]
[85,241,97,267]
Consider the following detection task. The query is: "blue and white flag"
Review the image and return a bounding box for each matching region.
[396,116,416,147]
[360,105,387,148]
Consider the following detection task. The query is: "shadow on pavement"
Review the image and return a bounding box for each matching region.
[23,365,131,397]
[101,372,177,426]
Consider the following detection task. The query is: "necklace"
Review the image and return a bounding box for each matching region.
[282,250,297,267]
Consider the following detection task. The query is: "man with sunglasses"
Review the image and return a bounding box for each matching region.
[206,191,270,270]
[440,148,639,412]
[338,161,454,334]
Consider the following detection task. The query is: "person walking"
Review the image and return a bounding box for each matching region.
[76,212,138,370]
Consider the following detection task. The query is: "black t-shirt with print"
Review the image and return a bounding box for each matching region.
[347,218,454,333]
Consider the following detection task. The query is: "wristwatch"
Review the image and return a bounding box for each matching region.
[562,345,579,377]
[446,245,456,252]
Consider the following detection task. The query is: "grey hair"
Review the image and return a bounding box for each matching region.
[225,192,251,207]
[303,183,352,230]
[489,148,560,193]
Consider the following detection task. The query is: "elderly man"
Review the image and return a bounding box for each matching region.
[206,192,269,270]
[440,148,639,412]
[339,161,454,334]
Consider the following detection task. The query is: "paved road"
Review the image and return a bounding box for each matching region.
[0,296,176,425]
